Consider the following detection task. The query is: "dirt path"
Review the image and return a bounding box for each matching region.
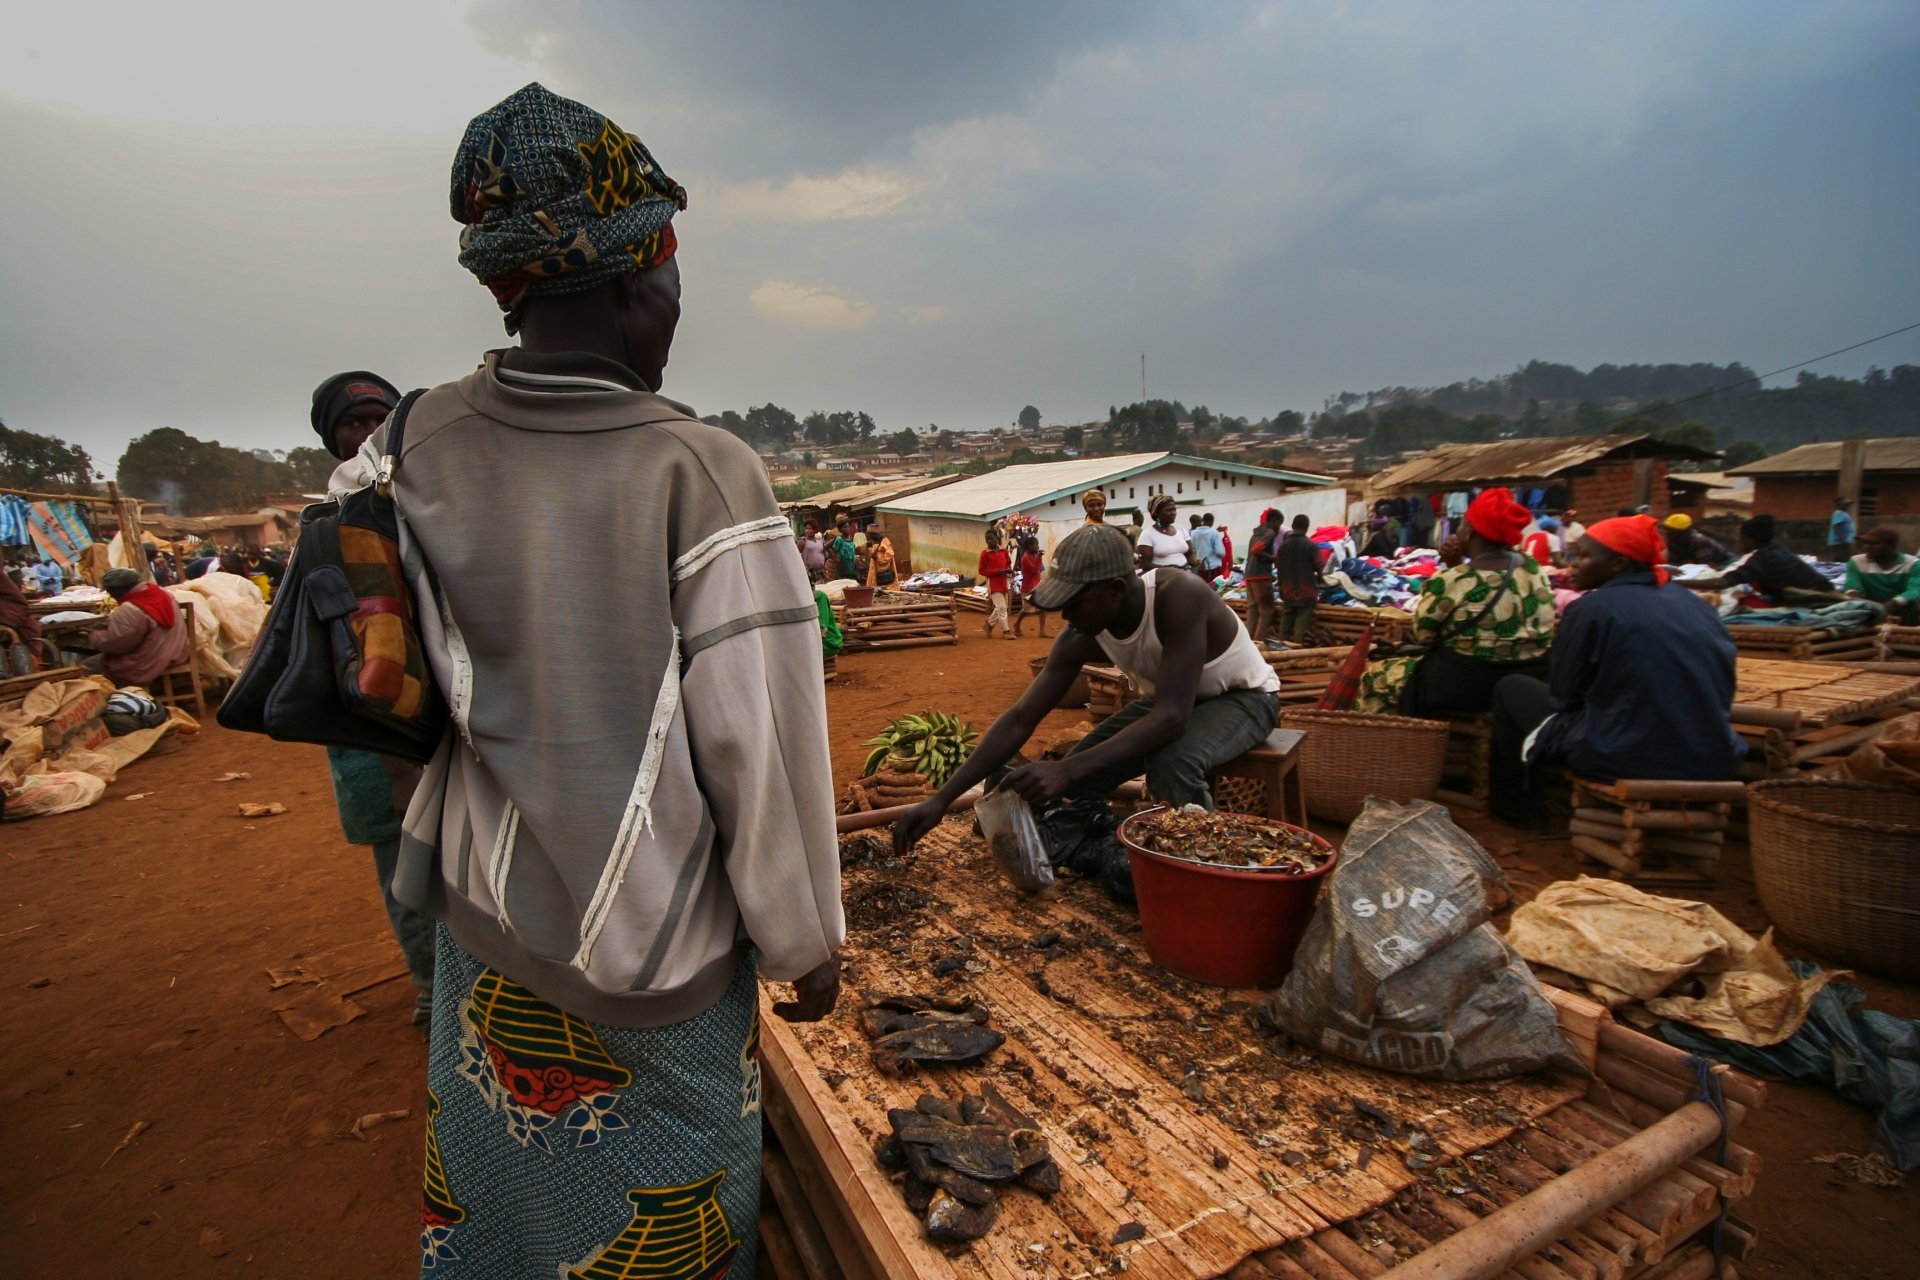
[1,625,1910,1277]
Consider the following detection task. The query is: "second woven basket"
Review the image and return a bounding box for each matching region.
[1279,708,1451,823]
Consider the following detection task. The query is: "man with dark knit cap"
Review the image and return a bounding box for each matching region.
[310,371,399,462]
[310,370,435,1033]
[332,85,841,1278]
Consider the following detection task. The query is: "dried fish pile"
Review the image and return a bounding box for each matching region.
[861,994,1006,1075]
[1129,808,1332,872]
[877,1085,1061,1243]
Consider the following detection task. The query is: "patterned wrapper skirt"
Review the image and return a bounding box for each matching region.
[420,925,762,1279]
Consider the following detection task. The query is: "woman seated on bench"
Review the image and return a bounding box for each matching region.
[1489,515,1746,830]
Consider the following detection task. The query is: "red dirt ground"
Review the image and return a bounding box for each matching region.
[2,624,1911,1278]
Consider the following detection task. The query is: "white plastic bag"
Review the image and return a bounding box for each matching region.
[976,786,1055,892]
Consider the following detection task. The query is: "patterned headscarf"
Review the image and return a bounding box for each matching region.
[451,83,688,331]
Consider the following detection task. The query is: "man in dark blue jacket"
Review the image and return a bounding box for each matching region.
[1490,515,1746,828]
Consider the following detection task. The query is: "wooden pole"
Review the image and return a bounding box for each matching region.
[834,785,982,834]
[105,481,151,582]
[1837,436,1865,511]
[1373,1103,1727,1280]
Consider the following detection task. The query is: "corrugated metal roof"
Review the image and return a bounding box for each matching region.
[1724,437,1920,476]
[1367,434,1718,492]
[778,474,960,513]
[877,452,1334,520]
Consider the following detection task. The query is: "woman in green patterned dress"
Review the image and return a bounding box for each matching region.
[1355,487,1556,717]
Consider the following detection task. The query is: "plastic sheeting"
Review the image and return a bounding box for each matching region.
[1658,964,1920,1171]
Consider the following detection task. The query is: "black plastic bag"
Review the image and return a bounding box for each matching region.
[1034,796,1134,904]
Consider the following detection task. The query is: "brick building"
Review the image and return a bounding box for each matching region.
[1366,433,1718,519]
[1725,437,1920,520]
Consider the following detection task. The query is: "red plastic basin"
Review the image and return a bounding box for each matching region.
[1118,807,1338,988]
[842,586,876,609]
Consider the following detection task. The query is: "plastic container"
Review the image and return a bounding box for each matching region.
[1118,806,1338,987]
[842,586,876,609]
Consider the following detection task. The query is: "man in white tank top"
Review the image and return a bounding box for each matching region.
[894,524,1280,853]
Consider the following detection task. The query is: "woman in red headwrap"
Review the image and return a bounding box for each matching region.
[1488,515,1746,829]
[1354,487,1557,717]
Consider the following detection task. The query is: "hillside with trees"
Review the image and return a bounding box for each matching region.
[1313,361,1919,466]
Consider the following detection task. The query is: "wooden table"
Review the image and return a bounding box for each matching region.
[758,821,1764,1279]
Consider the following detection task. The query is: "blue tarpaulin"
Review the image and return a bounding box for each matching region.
[1658,962,1920,1170]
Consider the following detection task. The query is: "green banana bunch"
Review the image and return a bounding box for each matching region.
[859,709,979,787]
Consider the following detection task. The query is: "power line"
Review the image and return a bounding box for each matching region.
[1626,318,1920,421]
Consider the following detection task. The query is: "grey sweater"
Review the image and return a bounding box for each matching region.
[372,351,843,1027]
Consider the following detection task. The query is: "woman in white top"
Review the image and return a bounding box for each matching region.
[1136,494,1193,571]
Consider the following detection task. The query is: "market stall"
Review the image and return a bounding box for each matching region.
[755,818,1765,1280]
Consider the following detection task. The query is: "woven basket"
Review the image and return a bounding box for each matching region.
[1748,779,1920,982]
[1278,708,1451,823]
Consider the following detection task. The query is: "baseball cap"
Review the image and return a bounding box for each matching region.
[1028,524,1137,610]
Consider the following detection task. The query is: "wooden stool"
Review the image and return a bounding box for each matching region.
[1207,727,1308,826]
[1435,714,1491,814]
[1569,778,1747,887]
[151,599,206,720]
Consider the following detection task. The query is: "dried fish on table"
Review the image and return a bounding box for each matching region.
[883,1089,1061,1244]
[862,993,1005,1074]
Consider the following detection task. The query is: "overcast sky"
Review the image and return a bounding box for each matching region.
[3,1,1916,475]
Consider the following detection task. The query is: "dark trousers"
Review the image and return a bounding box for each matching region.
[1279,601,1316,644]
[1490,674,1555,826]
[1244,578,1277,644]
[1403,649,1551,720]
[1066,689,1279,809]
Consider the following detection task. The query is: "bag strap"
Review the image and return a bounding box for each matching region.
[1439,562,1517,643]
[373,389,428,497]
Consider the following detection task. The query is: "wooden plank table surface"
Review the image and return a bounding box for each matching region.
[762,822,1589,1279]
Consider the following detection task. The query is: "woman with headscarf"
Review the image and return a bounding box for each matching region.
[1490,515,1744,828]
[1081,488,1108,524]
[84,568,195,687]
[1353,487,1556,717]
[1135,493,1192,571]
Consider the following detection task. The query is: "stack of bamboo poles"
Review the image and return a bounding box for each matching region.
[1436,715,1493,813]
[1264,645,1348,706]
[1568,778,1745,886]
[1730,660,1920,778]
[1214,1000,1765,1280]
[950,589,990,614]
[836,594,958,651]
[1084,664,1133,719]
[1315,603,1413,647]
[1880,624,1920,661]
[1726,622,1879,663]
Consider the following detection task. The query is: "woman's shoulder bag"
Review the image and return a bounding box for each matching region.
[216,391,448,762]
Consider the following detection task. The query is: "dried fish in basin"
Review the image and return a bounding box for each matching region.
[1127,807,1332,873]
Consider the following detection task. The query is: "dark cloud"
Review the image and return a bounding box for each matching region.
[463,0,1165,174]
[3,3,1917,472]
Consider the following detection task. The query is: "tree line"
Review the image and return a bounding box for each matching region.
[1316,361,1920,462]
